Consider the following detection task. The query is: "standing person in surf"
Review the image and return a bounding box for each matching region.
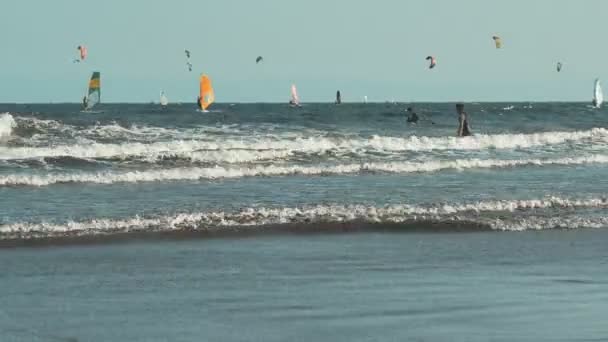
[456,103,472,137]
[406,107,419,124]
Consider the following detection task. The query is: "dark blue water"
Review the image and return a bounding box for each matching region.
[0,102,607,340]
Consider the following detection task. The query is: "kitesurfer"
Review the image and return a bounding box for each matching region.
[185,50,193,71]
[492,36,502,49]
[456,103,472,137]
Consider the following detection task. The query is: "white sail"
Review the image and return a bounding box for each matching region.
[594,79,603,108]
[364,96,368,104]
[160,91,169,106]
[290,84,300,105]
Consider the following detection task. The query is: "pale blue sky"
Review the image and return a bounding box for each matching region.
[1,0,606,103]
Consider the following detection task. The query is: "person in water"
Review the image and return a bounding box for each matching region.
[456,103,472,137]
[406,107,419,124]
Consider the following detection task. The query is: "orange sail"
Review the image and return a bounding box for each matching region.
[199,74,215,110]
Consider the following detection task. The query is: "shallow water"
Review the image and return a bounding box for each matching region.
[1,230,607,341]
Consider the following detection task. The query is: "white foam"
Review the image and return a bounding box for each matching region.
[3,128,607,162]
[0,113,16,139]
[367,128,608,152]
[2,155,607,187]
[2,196,607,238]
[492,216,608,231]
[14,116,248,142]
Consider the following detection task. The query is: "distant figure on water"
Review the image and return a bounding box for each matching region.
[593,78,603,109]
[335,90,342,104]
[406,107,419,124]
[456,103,472,137]
[197,96,202,110]
[82,96,88,110]
[289,84,301,107]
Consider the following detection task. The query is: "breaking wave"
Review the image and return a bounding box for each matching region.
[2,196,607,240]
[2,127,607,163]
[0,113,16,139]
[2,155,607,187]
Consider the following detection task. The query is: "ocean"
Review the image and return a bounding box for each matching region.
[0,102,607,341]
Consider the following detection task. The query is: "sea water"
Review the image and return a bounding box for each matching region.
[0,102,607,341]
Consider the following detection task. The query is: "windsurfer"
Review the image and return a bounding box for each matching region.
[82,96,88,110]
[197,96,202,110]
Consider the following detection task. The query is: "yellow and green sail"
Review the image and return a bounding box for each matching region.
[86,72,101,109]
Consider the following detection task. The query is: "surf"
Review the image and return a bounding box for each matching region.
[2,196,607,241]
[2,127,607,162]
[0,113,16,139]
[2,154,608,187]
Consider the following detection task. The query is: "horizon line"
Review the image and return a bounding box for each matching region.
[0,100,594,105]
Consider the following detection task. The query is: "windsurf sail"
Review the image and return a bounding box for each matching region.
[336,90,342,104]
[160,91,169,106]
[290,84,300,105]
[594,78,603,108]
[199,75,215,110]
[364,96,368,104]
[85,72,100,110]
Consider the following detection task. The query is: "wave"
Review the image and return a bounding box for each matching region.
[11,115,250,143]
[2,127,608,163]
[2,155,608,187]
[0,113,16,139]
[2,196,606,240]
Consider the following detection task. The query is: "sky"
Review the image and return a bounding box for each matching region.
[1,0,607,103]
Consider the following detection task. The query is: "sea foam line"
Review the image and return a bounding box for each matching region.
[2,127,608,162]
[1,155,608,187]
[2,196,607,238]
